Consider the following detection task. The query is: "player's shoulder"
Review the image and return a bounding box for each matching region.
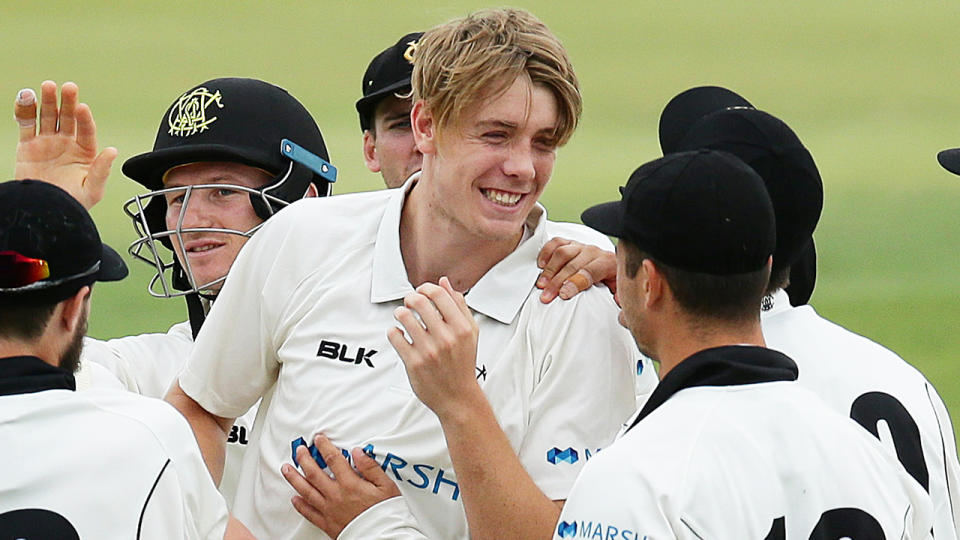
[76,390,198,454]
[542,219,614,250]
[270,187,393,230]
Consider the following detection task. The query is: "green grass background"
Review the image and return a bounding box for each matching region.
[2,2,959,438]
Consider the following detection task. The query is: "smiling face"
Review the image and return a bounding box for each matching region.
[162,161,272,291]
[364,95,422,188]
[413,76,559,244]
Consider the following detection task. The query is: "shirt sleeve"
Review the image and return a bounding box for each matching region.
[177,212,299,418]
[926,381,960,537]
[82,324,192,398]
[518,287,639,500]
[555,452,675,540]
[339,497,429,540]
[137,400,230,540]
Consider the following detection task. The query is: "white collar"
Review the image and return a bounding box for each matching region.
[760,288,793,319]
[370,173,547,324]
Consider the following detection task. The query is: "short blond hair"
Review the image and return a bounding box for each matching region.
[412,8,581,146]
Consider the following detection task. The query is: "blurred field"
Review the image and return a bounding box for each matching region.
[1,1,959,439]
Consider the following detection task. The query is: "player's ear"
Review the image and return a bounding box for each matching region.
[303,183,319,198]
[411,101,436,155]
[641,259,664,309]
[59,286,91,334]
[362,130,382,173]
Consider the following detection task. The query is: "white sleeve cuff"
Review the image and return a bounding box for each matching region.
[338,497,429,540]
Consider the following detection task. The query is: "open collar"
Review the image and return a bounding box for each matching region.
[370,174,548,325]
[625,345,797,433]
[0,355,76,396]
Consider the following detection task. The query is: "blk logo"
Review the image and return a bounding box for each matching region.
[547,447,579,465]
[557,521,578,538]
[476,364,488,381]
[317,339,377,368]
[227,424,249,445]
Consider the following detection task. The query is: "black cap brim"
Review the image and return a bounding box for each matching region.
[355,79,413,130]
[581,200,626,239]
[937,148,960,175]
[123,144,276,190]
[98,244,128,282]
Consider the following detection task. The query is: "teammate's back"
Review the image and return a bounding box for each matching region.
[763,290,960,538]
[0,388,228,539]
[559,379,932,538]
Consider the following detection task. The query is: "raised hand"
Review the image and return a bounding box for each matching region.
[14,81,117,209]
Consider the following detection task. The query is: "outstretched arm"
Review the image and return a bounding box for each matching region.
[14,81,117,209]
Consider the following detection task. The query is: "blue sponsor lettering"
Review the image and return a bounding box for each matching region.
[408,463,433,490]
[434,468,460,501]
[382,452,409,481]
[564,520,642,540]
[288,439,461,501]
[548,447,579,465]
[637,359,644,375]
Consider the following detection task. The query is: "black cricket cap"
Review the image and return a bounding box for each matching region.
[674,108,822,273]
[0,180,127,303]
[583,150,775,275]
[123,77,330,191]
[356,32,424,132]
[659,86,753,154]
[937,148,960,176]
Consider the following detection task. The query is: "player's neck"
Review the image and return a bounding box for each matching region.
[399,181,522,291]
[0,338,56,367]
[655,317,766,378]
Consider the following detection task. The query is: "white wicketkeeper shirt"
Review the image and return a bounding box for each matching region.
[556,346,933,539]
[179,180,650,539]
[763,288,960,538]
[0,356,228,540]
[81,322,259,508]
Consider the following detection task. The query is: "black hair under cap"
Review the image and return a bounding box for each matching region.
[582,150,775,275]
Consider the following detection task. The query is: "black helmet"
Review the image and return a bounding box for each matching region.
[121,78,336,334]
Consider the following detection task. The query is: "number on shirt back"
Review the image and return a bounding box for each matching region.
[0,508,80,540]
[850,391,929,491]
[764,508,884,539]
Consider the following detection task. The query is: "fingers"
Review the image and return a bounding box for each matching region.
[38,81,58,135]
[290,495,330,531]
[75,102,98,151]
[537,237,572,269]
[559,270,593,300]
[352,448,398,494]
[58,82,79,136]
[15,88,37,141]
[314,434,356,487]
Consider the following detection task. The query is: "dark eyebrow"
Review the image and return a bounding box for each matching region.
[476,120,518,130]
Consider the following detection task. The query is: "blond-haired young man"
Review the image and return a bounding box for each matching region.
[168,8,650,539]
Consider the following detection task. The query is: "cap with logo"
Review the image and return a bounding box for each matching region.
[0,180,127,303]
[582,150,775,275]
[356,32,424,132]
[123,77,336,210]
[674,107,822,273]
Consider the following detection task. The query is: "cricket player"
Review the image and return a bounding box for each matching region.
[357,31,623,305]
[556,149,933,538]
[675,102,960,539]
[13,77,337,506]
[658,85,818,307]
[168,8,646,539]
[0,179,249,539]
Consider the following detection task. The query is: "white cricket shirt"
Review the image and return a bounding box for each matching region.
[82,322,259,507]
[180,181,646,539]
[0,356,228,540]
[763,288,960,538]
[556,346,934,539]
